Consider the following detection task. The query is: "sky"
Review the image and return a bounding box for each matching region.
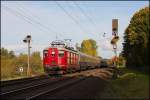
[1,1,149,58]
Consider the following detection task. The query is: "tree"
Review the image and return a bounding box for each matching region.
[80,39,98,56]
[122,7,149,69]
[30,51,43,75]
[1,48,17,79]
[15,53,28,76]
[1,48,8,56]
[1,48,44,80]
[8,51,15,58]
[0,48,15,58]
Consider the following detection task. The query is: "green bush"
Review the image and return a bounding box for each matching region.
[1,48,44,80]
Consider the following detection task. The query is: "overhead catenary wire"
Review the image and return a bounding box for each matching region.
[2,6,45,33]
[2,5,62,38]
[15,7,60,36]
[3,6,53,34]
[73,1,97,29]
[15,3,44,24]
[72,1,102,38]
[54,1,90,35]
[15,3,64,39]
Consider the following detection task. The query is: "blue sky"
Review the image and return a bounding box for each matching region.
[1,1,149,58]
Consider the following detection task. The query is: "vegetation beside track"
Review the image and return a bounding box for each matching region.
[1,48,44,81]
[97,6,149,99]
[122,6,149,71]
[97,68,149,99]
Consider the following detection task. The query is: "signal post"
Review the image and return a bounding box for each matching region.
[23,35,32,76]
[111,19,119,67]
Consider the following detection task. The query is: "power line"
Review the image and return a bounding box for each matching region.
[72,1,102,38]
[15,6,62,40]
[15,7,59,35]
[2,5,61,37]
[2,6,45,33]
[16,4,43,24]
[73,1,97,28]
[15,4,64,39]
[55,1,89,35]
[3,6,48,34]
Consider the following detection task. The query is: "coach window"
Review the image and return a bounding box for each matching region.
[72,53,75,64]
[74,54,76,64]
[70,52,72,64]
[77,55,79,64]
[59,51,64,57]
[67,52,70,64]
[72,53,74,64]
[76,55,78,64]
[72,53,73,64]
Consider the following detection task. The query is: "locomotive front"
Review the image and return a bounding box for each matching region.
[43,40,67,74]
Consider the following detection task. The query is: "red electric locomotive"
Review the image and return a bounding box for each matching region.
[43,40,101,75]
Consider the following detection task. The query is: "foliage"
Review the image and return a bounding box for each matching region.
[1,47,44,80]
[109,55,126,68]
[30,51,43,75]
[80,39,98,56]
[1,56,17,79]
[116,55,126,68]
[1,48,16,58]
[122,7,149,69]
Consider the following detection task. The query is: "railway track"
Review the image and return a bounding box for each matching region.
[1,75,47,87]
[1,75,52,93]
[1,75,86,99]
[28,77,86,100]
[1,68,116,99]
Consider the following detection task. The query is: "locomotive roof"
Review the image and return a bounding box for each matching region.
[43,46,78,54]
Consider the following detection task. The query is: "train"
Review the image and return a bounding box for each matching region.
[43,40,101,75]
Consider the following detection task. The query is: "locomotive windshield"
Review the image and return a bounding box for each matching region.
[43,50,48,57]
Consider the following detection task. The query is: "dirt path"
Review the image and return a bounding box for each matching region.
[41,67,117,99]
[64,67,117,80]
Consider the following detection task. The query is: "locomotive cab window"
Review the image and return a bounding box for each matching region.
[59,51,64,57]
[43,50,48,57]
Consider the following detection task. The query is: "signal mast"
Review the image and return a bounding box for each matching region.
[111,19,119,67]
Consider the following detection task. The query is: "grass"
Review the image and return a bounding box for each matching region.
[1,72,45,81]
[97,68,149,99]
[1,76,27,81]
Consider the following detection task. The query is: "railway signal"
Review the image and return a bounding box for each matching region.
[111,19,119,67]
[112,19,118,36]
[23,35,31,76]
